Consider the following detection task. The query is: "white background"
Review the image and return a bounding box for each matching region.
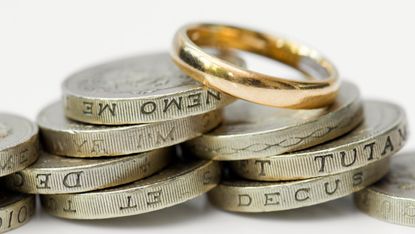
[1,0,415,233]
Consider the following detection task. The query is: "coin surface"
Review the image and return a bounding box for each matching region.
[0,113,39,177]
[0,191,35,233]
[231,101,407,180]
[40,159,220,219]
[209,157,390,212]
[62,52,233,125]
[185,82,363,160]
[38,101,222,157]
[4,148,171,194]
[354,152,415,226]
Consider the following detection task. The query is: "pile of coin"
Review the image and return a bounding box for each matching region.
[0,23,412,231]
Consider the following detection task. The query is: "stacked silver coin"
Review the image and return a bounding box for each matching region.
[0,51,411,230]
[0,113,38,232]
[2,53,227,221]
[205,99,407,212]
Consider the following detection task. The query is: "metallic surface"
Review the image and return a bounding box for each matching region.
[4,148,171,194]
[354,153,415,227]
[171,23,339,109]
[209,157,390,212]
[185,82,362,160]
[0,191,35,233]
[40,159,220,219]
[231,101,407,180]
[38,101,222,157]
[63,52,233,125]
[0,113,39,177]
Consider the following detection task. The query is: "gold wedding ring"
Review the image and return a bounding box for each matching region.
[171,23,339,109]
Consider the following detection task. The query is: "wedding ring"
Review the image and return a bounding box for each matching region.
[172,23,339,109]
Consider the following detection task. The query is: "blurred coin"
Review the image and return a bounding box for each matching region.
[355,152,415,227]
[0,113,39,177]
[0,191,35,233]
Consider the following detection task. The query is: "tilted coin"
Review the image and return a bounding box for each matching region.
[62,52,233,125]
[40,158,220,219]
[0,191,35,233]
[38,101,222,157]
[3,148,171,194]
[0,113,39,177]
[354,152,415,227]
[231,101,407,181]
[209,157,390,213]
[184,82,363,160]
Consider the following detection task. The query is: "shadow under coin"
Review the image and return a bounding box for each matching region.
[223,195,359,221]
[49,195,213,229]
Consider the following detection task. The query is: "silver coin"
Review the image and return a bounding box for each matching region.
[210,157,390,212]
[62,52,234,125]
[40,159,221,219]
[4,148,171,194]
[185,82,363,160]
[231,100,407,180]
[355,152,415,226]
[38,101,222,157]
[0,113,39,177]
[0,191,35,233]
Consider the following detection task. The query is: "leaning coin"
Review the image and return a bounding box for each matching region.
[38,101,221,157]
[354,152,415,227]
[0,191,35,233]
[185,82,363,160]
[0,113,39,177]
[231,100,407,181]
[62,52,233,125]
[40,159,220,219]
[3,148,171,194]
[209,157,389,212]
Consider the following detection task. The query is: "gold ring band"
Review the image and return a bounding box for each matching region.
[171,23,339,109]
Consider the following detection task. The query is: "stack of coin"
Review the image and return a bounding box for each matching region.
[171,23,409,214]
[0,113,38,232]
[200,100,407,212]
[3,52,225,220]
[1,22,411,227]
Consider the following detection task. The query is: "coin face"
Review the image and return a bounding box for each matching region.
[0,113,39,177]
[63,52,233,124]
[38,101,222,157]
[64,53,198,98]
[209,157,390,213]
[355,152,415,226]
[185,82,363,160]
[231,100,407,180]
[374,154,415,198]
[4,148,172,194]
[40,159,221,219]
[0,191,35,233]
[0,113,38,152]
